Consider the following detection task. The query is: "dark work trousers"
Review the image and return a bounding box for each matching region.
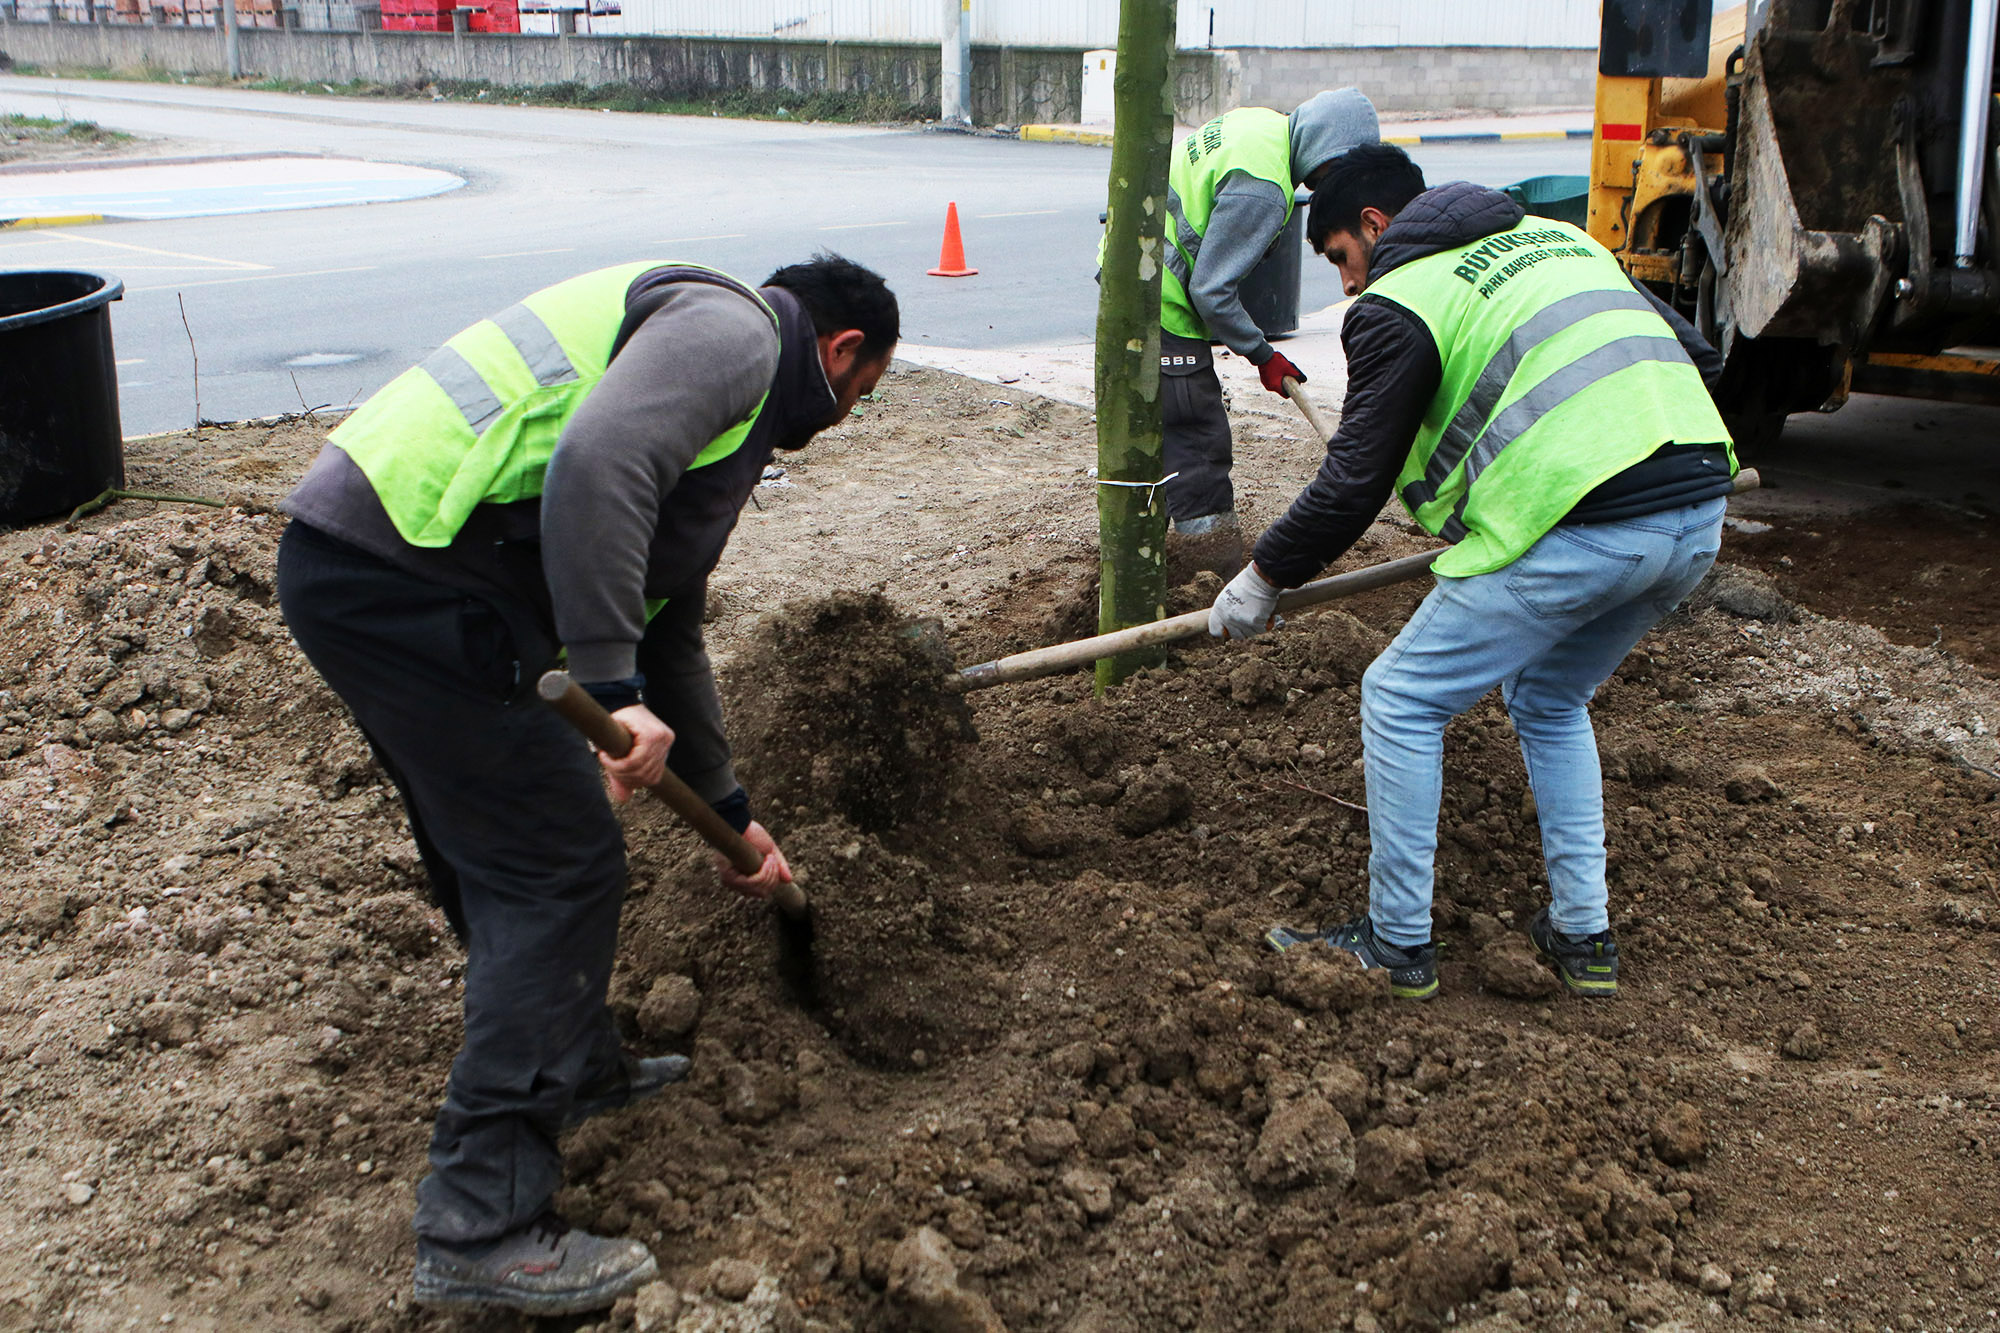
[1159,331,1235,523]
[276,521,626,1246]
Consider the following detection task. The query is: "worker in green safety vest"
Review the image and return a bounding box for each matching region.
[1208,144,1735,1001]
[1153,88,1378,577]
[275,255,898,1316]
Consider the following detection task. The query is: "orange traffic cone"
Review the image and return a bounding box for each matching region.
[927,202,978,277]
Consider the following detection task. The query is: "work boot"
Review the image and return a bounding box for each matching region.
[1264,915,1439,1001]
[1526,907,1619,998]
[1165,512,1244,583]
[563,1053,691,1130]
[412,1212,658,1315]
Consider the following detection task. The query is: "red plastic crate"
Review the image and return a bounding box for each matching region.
[467,0,518,30]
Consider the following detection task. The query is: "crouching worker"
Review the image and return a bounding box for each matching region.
[1152,87,1379,576]
[1208,144,1733,1001]
[275,255,898,1314]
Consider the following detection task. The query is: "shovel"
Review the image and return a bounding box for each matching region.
[536,672,817,986]
[957,469,1761,692]
[1281,375,1335,442]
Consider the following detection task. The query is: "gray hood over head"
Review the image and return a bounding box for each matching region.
[1289,88,1380,185]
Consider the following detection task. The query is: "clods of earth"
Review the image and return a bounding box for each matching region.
[2,370,1998,1333]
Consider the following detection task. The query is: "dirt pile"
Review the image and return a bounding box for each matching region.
[2,379,1997,1333]
[783,820,1011,1072]
[726,592,976,834]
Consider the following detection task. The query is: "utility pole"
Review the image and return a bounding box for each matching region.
[1091,0,1176,691]
[939,0,971,125]
[221,0,241,79]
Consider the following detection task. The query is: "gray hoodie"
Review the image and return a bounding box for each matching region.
[1185,88,1380,363]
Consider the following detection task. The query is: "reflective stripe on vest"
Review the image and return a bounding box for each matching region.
[1400,286,1659,511]
[1161,187,1204,294]
[1159,108,1293,341]
[330,261,776,548]
[1365,217,1734,577]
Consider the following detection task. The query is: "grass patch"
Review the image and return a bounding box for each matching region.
[0,111,132,144]
[4,63,930,123]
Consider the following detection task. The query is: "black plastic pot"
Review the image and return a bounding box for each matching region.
[1239,202,1304,340]
[0,270,126,527]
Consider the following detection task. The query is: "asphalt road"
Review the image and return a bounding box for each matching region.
[0,77,1586,435]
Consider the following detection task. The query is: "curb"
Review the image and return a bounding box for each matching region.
[0,150,331,177]
[0,212,106,230]
[1019,124,1114,146]
[1384,128,1593,145]
[1019,125,1592,147]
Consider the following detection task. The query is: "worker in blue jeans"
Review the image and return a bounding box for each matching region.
[1209,143,1734,999]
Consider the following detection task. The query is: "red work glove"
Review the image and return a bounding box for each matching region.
[1257,351,1307,397]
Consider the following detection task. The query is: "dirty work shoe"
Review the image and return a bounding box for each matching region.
[413,1213,658,1315]
[563,1053,692,1129]
[1264,915,1439,1001]
[1527,907,1619,998]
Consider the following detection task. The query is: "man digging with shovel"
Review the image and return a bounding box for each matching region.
[275,254,898,1314]
[1209,144,1734,1001]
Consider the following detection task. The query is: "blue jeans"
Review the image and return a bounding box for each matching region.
[1360,498,1726,946]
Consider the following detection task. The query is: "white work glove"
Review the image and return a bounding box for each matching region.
[1209,563,1283,640]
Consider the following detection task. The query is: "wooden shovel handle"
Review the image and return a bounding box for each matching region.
[954,468,1760,692]
[1280,375,1336,442]
[536,672,808,917]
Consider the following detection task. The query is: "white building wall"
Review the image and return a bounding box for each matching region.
[614,0,1596,48]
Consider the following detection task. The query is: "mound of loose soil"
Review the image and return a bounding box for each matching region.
[781,820,1010,1071]
[2,369,1997,1333]
[726,591,976,834]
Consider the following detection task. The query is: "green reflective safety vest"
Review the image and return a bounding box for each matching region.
[330,261,777,550]
[1364,218,1734,578]
[1160,108,1294,341]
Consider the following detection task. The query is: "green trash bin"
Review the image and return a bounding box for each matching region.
[1503,175,1591,227]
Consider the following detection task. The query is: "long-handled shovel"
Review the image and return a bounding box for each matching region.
[1281,375,1335,442]
[957,469,1762,693]
[536,671,817,988]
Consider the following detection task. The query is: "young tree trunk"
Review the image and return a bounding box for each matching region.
[1093,0,1177,692]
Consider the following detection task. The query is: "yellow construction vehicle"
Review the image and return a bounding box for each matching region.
[1587,0,2000,446]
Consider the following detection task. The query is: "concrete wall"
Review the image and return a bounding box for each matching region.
[0,21,1590,120]
[1234,45,1594,115]
[616,0,1600,52]
[0,19,1246,124]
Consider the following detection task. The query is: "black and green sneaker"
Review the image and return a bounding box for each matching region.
[1264,915,1439,1001]
[1526,907,1619,998]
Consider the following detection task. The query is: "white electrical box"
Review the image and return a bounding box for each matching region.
[1080,49,1116,126]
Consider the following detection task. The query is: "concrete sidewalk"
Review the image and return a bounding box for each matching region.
[901,292,1357,434]
[1021,109,1591,149]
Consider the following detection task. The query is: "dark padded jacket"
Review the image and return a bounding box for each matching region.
[1250,182,1729,588]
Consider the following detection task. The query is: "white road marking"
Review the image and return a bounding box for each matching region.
[654,233,747,244]
[975,209,1060,218]
[40,229,268,270]
[818,221,907,231]
[475,247,576,260]
[130,265,378,293]
[115,358,146,366]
